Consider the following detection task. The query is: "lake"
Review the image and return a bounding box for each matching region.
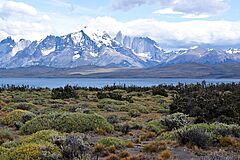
[0,78,240,88]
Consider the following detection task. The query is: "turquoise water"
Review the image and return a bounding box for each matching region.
[0,78,239,88]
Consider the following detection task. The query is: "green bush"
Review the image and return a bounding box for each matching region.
[0,109,36,126]
[146,120,165,133]
[0,146,9,156]
[20,112,113,134]
[2,130,63,148]
[129,121,143,130]
[152,88,168,97]
[128,109,141,118]
[114,123,130,134]
[51,85,79,99]
[157,131,176,141]
[126,104,149,114]
[98,137,125,149]
[169,84,240,124]
[1,106,14,112]
[162,113,190,131]
[12,103,36,111]
[99,98,127,106]
[23,130,63,144]
[0,128,14,144]
[0,143,62,160]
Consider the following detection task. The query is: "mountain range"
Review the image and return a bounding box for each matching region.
[1,28,240,69]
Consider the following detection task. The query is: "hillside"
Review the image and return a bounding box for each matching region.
[1,63,240,78]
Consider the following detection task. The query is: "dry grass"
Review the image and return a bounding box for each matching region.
[160,149,172,160]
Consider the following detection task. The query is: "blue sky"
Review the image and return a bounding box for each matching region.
[0,0,240,48]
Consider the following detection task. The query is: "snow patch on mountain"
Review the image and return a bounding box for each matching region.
[134,52,151,62]
[10,39,31,57]
[190,46,199,50]
[41,47,55,56]
[226,48,240,54]
[72,54,80,61]
[89,52,98,57]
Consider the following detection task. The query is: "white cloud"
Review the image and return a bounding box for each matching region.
[113,0,230,18]
[153,8,183,15]
[1,8,240,48]
[2,14,240,47]
[0,18,53,41]
[84,17,240,47]
[153,8,210,19]
[42,14,51,21]
[0,1,54,41]
[0,1,37,17]
[0,30,8,41]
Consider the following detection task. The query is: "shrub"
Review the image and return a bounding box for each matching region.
[0,128,14,144]
[52,133,91,160]
[96,128,108,136]
[3,130,63,148]
[176,123,240,148]
[157,123,240,147]
[0,109,36,126]
[177,127,213,148]
[107,145,116,153]
[158,131,176,141]
[94,144,109,157]
[160,149,171,160]
[125,141,134,148]
[169,84,240,124]
[111,89,127,94]
[152,88,168,97]
[129,121,143,130]
[0,146,9,157]
[126,104,149,114]
[98,137,125,149]
[1,106,14,112]
[162,113,190,131]
[0,143,62,160]
[114,123,130,134]
[12,103,35,111]
[128,109,141,118]
[106,154,120,160]
[190,123,240,138]
[119,150,130,158]
[146,120,165,133]
[107,115,120,124]
[213,123,240,138]
[23,130,63,144]
[143,141,167,153]
[219,136,239,147]
[51,85,79,99]
[20,112,113,134]
[139,131,156,141]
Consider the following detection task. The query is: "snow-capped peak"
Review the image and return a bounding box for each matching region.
[70,31,84,45]
[82,27,113,47]
[226,48,240,54]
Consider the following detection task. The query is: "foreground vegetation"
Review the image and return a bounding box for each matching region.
[0,83,239,160]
